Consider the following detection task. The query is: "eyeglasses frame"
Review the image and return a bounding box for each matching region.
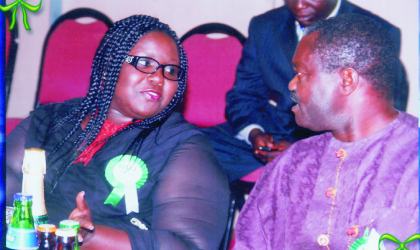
[125,55,184,81]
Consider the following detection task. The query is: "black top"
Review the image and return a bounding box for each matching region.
[6,99,230,250]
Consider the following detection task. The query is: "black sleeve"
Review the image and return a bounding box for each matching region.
[6,116,31,205]
[121,134,230,250]
[6,99,83,206]
[225,17,272,135]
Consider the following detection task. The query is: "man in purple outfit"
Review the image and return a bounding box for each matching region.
[233,14,418,250]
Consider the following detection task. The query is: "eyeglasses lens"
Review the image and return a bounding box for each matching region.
[135,57,182,81]
[163,66,182,81]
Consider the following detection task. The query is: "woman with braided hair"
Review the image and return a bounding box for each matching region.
[6,15,229,249]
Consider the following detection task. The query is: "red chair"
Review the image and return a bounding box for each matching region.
[181,24,266,250]
[34,8,113,108]
[6,118,23,136]
[180,23,246,250]
[239,167,263,183]
[180,23,246,128]
[226,168,263,249]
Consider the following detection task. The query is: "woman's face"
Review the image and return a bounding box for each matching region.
[109,31,180,123]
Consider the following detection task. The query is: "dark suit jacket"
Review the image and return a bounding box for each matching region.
[225,0,408,141]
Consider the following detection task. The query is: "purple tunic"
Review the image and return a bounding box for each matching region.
[234,111,419,250]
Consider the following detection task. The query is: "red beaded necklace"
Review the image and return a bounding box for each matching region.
[317,149,360,250]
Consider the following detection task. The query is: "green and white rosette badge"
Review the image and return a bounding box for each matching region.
[104,155,148,214]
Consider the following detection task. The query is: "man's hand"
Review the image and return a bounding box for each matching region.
[249,129,293,163]
[69,191,95,244]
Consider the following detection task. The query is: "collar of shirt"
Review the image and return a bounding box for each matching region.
[295,0,342,41]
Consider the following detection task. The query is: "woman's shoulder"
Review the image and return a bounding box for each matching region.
[31,98,83,119]
[24,98,83,147]
[151,112,206,146]
[161,112,200,133]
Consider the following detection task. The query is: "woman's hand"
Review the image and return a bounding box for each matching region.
[69,191,95,244]
[68,192,131,249]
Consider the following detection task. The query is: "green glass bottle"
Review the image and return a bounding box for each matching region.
[59,220,80,250]
[6,193,39,249]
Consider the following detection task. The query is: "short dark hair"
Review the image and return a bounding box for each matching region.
[304,14,397,100]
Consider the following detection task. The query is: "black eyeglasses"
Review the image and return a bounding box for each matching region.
[125,55,184,81]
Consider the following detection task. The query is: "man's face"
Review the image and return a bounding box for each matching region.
[285,0,338,27]
[289,33,340,131]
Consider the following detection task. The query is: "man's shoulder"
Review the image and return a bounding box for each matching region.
[251,5,292,26]
[260,132,332,185]
[341,0,399,32]
[293,132,332,147]
[276,132,332,160]
[30,97,82,119]
[164,112,199,130]
[155,112,204,143]
[396,111,419,135]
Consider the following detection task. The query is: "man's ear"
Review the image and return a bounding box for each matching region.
[339,67,359,96]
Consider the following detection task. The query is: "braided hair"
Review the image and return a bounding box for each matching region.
[46,15,188,191]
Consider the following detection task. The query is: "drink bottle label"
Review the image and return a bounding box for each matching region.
[6,227,38,249]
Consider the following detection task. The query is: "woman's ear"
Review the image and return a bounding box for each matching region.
[339,67,359,96]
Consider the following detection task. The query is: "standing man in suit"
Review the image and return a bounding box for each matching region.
[202,0,408,183]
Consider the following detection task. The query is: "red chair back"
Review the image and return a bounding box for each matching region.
[35,8,113,108]
[180,23,246,250]
[6,17,11,65]
[180,23,245,128]
[6,118,23,136]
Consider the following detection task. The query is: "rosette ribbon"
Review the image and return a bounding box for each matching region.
[378,233,420,250]
[104,155,148,214]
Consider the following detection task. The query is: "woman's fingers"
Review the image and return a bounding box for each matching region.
[75,191,89,212]
[68,191,95,244]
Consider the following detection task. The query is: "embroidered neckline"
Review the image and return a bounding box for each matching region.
[74,120,132,166]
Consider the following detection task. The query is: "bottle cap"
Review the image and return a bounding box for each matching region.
[13,193,33,202]
[38,224,57,232]
[56,228,76,237]
[60,219,80,229]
